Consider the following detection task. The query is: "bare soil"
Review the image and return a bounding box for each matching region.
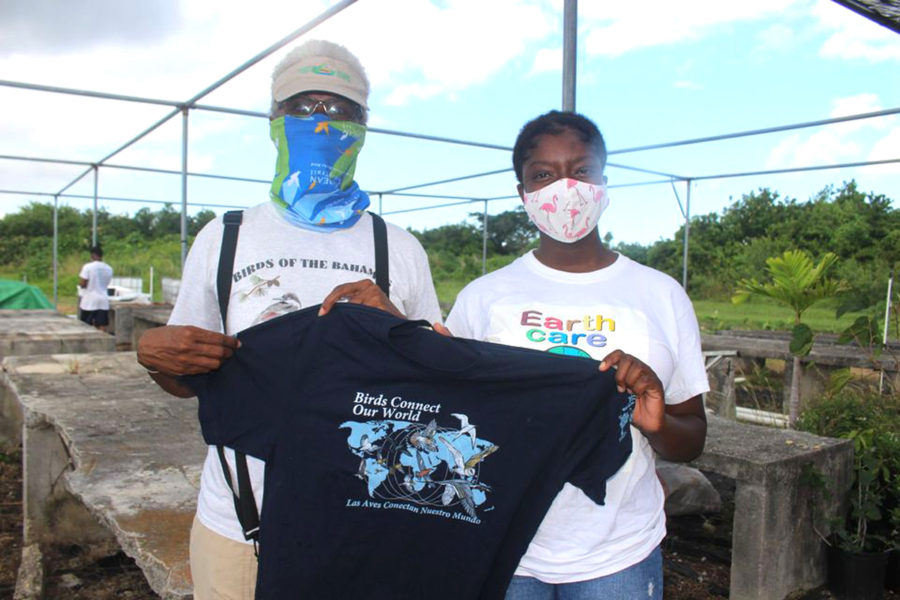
[1,444,896,600]
[0,448,21,599]
[0,446,155,599]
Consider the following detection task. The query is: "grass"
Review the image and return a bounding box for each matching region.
[435,280,870,335]
[31,284,875,335]
[4,262,882,338]
[692,298,869,334]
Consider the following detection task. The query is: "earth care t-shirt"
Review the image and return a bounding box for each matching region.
[187,303,634,600]
[446,251,710,581]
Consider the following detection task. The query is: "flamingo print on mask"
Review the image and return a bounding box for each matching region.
[539,194,558,215]
[523,178,609,243]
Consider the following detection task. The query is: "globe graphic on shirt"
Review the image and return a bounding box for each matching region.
[547,345,591,358]
[340,418,497,518]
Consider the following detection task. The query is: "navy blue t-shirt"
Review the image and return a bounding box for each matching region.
[187,303,634,600]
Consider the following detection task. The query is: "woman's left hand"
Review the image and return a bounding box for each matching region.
[599,349,665,434]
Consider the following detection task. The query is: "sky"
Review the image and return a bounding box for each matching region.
[0,0,898,246]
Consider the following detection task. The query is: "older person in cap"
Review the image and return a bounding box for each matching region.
[137,40,441,599]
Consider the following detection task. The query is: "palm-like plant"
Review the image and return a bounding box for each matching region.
[733,250,846,426]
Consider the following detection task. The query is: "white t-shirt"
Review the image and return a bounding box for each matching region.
[169,203,442,544]
[445,250,709,582]
[78,260,113,311]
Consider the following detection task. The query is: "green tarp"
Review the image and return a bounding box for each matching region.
[0,279,54,309]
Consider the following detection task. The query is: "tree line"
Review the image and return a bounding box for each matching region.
[0,203,216,282]
[0,180,896,316]
[410,180,898,315]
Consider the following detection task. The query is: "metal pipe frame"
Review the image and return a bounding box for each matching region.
[5,156,897,216]
[181,108,190,267]
[562,0,577,111]
[2,3,898,302]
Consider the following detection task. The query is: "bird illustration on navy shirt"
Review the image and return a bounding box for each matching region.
[451,413,477,448]
[439,435,476,478]
[409,419,439,452]
[441,480,477,518]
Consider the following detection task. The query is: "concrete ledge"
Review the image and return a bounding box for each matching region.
[131,306,173,349]
[1,310,116,446]
[109,302,162,351]
[0,310,115,360]
[4,351,203,599]
[13,544,44,600]
[692,415,853,600]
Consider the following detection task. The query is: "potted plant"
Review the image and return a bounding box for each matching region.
[798,388,900,599]
[887,504,900,592]
[825,429,891,600]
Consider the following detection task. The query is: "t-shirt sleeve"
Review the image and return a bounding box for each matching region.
[665,287,710,404]
[78,264,89,280]
[183,333,285,461]
[566,386,634,505]
[395,235,443,324]
[167,219,224,332]
[445,283,483,340]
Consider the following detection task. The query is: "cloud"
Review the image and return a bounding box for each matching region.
[0,0,183,55]
[812,0,900,62]
[768,130,861,169]
[757,23,797,52]
[579,0,791,57]
[829,93,892,135]
[765,93,897,170]
[870,128,900,160]
[866,128,900,175]
[819,31,900,62]
[303,0,556,105]
[577,0,900,64]
[383,83,446,107]
[530,48,562,75]
[0,0,328,192]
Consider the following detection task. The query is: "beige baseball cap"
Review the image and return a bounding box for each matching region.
[271,40,369,109]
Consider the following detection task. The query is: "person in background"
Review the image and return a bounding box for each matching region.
[136,40,442,600]
[78,245,113,332]
[445,110,709,599]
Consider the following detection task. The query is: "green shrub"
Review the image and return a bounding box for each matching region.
[798,389,900,551]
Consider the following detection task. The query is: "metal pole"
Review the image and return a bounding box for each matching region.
[53,195,59,307]
[562,0,577,111]
[682,180,691,290]
[181,107,189,269]
[880,270,894,393]
[92,165,98,246]
[150,265,155,303]
[482,200,489,275]
[378,193,383,215]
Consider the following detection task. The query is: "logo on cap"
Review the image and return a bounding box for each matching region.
[300,64,351,82]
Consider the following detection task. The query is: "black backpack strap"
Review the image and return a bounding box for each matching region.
[214,210,260,550]
[217,210,243,329]
[370,211,389,295]
[216,446,260,543]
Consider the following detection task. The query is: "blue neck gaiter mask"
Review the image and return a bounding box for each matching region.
[269,113,370,231]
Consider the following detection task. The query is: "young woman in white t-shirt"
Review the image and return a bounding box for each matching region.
[445,111,709,599]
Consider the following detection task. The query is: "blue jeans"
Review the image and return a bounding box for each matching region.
[504,546,663,600]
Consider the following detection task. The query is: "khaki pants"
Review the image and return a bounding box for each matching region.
[190,517,257,600]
